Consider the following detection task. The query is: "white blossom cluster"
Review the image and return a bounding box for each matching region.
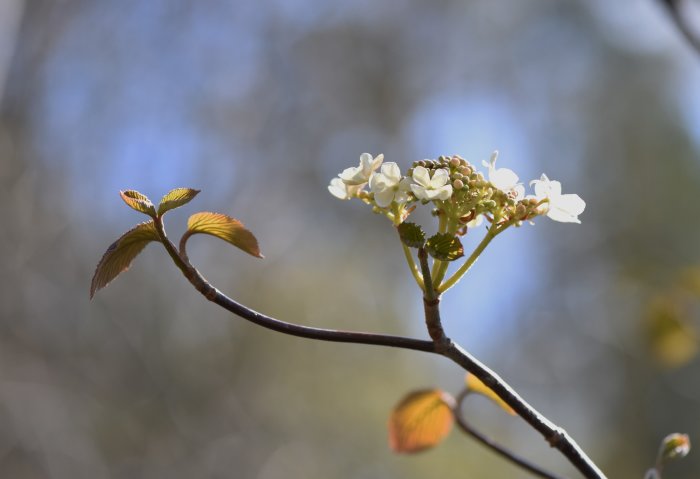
[329,152,585,225]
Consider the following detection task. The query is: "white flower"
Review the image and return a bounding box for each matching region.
[466,214,483,228]
[530,174,586,223]
[482,151,524,200]
[369,162,412,207]
[410,166,453,201]
[339,153,384,186]
[328,177,362,200]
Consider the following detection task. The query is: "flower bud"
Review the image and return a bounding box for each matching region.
[661,433,691,461]
[449,157,460,167]
[453,179,464,190]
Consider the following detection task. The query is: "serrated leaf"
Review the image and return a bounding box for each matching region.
[90,221,160,298]
[388,389,455,454]
[120,190,156,216]
[157,188,200,216]
[425,233,464,261]
[465,374,515,416]
[187,212,262,258]
[397,222,426,248]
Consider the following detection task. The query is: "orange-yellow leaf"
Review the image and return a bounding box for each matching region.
[157,188,200,216]
[465,374,516,416]
[646,296,698,368]
[186,212,263,258]
[120,190,156,217]
[90,220,160,298]
[388,389,455,454]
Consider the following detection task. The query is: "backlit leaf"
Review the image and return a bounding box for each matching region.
[397,222,425,248]
[388,389,455,454]
[647,296,698,368]
[120,190,156,217]
[425,233,464,261]
[187,212,263,258]
[465,374,516,415]
[90,221,160,298]
[157,188,200,216]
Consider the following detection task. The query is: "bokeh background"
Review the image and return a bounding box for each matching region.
[2,0,700,477]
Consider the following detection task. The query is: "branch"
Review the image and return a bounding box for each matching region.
[453,389,567,479]
[659,0,700,56]
[157,217,435,354]
[443,343,605,478]
[154,218,606,479]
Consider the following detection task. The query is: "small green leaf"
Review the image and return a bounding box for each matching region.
[388,389,455,454]
[157,188,200,216]
[187,212,263,258]
[90,220,160,298]
[397,222,426,248]
[425,233,464,261]
[120,190,156,217]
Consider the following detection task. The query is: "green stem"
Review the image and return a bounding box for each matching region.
[402,243,424,291]
[430,210,448,279]
[436,225,500,294]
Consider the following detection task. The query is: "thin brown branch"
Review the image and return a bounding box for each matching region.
[453,389,567,479]
[659,0,700,56]
[156,217,435,353]
[153,218,606,479]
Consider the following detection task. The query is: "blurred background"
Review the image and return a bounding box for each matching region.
[2,0,700,477]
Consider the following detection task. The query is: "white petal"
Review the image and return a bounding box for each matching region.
[369,172,385,193]
[374,188,395,208]
[394,190,411,204]
[531,174,551,199]
[328,178,349,199]
[467,215,484,228]
[512,184,525,200]
[339,166,367,185]
[359,153,374,171]
[434,184,453,200]
[380,162,401,185]
[370,153,384,172]
[410,184,428,200]
[557,194,586,215]
[398,177,413,192]
[490,168,519,191]
[548,180,562,197]
[547,208,580,223]
[430,168,450,187]
[412,166,431,187]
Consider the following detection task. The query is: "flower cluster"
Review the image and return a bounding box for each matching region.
[329,152,585,226]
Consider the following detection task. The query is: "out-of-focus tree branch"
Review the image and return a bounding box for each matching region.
[659,0,700,56]
[453,389,566,479]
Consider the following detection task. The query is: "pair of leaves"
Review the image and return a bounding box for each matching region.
[397,222,464,261]
[388,374,514,454]
[91,188,262,299]
[120,187,201,218]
